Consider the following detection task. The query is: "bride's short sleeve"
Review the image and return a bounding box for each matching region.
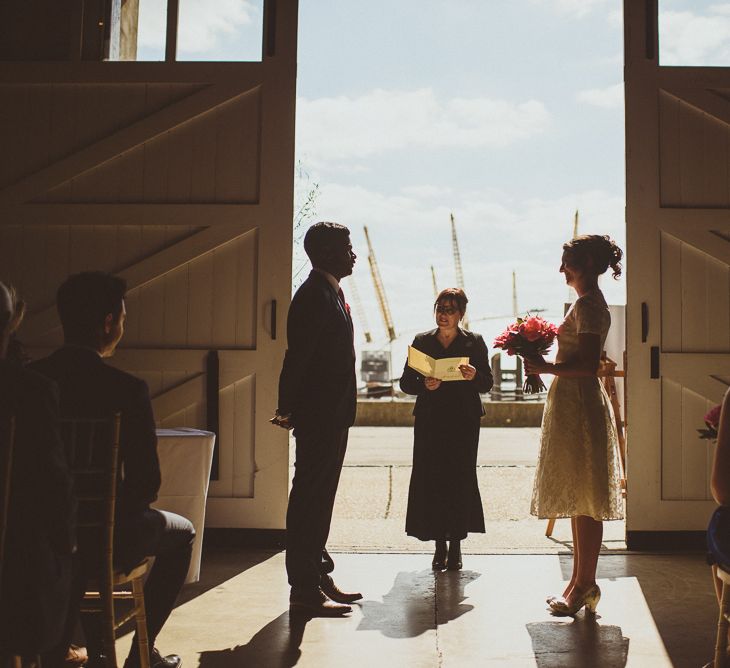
[574,296,610,336]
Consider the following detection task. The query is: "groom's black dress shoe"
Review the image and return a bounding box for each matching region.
[320,574,363,604]
[289,587,352,616]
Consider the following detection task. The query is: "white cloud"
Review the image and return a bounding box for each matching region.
[660,6,730,65]
[296,89,550,164]
[400,185,455,199]
[576,83,623,109]
[138,0,256,54]
[307,181,625,351]
[530,0,613,19]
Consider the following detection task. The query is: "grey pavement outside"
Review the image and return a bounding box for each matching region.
[289,427,627,554]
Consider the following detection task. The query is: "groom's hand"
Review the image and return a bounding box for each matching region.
[270,411,293,430]
[424,377,441,391]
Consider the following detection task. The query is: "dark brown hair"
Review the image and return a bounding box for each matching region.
[563,234,623,279]
[434,287,468,316]
[57,271,127,341]
[303,222,351,265]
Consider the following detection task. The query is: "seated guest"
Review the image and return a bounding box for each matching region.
[705,387,730,668]
[30,272,194,668]
[0,282,75,663]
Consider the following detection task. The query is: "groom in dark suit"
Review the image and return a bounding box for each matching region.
[272,222,361,615]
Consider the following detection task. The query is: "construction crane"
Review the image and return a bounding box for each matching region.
[363,226,396,342]
[430,265,439,301]
[512,270,518,317]
[450,213,469,329]
[345,276,372,343]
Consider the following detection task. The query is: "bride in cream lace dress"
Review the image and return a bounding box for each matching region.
[526,234,624,617]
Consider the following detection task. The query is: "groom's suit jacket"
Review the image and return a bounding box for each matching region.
[278,270,357,432]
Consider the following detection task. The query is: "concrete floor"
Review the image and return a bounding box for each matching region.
[118,549,717,668]
[110,428,714,666]
[318,428,625,552]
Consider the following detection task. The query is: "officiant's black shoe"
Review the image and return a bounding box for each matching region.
[446,541,462,570]
[290,587,352,616]
[432,540,447,570]
[320,574,362,604]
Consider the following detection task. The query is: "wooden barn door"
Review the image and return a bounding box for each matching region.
[0,1,298,529]
[625,1,730,541]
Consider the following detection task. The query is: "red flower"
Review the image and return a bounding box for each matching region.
[705,405,722,429]
[520,317,543,342]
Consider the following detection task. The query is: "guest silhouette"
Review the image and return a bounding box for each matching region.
[0,282,75,665]
[31,272,194,668]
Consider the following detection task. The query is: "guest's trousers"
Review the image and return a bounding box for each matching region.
[286,424,349,593]
[49,509,194,666]
[114,509,195,663]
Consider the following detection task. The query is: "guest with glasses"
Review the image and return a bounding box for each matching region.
[400,288,493,570]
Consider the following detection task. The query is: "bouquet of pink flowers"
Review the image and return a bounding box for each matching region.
[698,404,722,441]
[493,315,559,394]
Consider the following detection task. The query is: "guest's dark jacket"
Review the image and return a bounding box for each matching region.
[278,270,357,431]
[0,361,75,653]
[29,346,160,520]
[400,328,493,418]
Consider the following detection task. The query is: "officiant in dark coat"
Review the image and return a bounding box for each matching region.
[400,288,493,571]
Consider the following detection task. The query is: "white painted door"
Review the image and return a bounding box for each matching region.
[0,1,298,529]
[625,1,730,535]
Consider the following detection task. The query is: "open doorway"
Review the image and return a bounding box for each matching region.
[294,1,628,553]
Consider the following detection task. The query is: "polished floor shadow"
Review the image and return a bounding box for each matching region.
[198,611,309,668]
[357,569,480,638]
[527,617,629,668]
[177,548,282,606]
[557,552,716,667]
[119,552,712,667]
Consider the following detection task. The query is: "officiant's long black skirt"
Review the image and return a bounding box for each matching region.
[406,408,485,541]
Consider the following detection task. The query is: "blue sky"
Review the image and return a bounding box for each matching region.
[137,0,730,366]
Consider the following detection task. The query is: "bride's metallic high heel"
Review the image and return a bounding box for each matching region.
[548,584,601,616]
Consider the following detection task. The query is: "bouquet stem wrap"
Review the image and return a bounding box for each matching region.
[523,373,546,395]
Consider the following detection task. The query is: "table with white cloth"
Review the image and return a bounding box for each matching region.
[152,428,216,583]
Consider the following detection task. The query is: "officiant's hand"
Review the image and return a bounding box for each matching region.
[459,364,476,380]
[424,377,441,391]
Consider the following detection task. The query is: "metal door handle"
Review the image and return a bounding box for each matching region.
[650,346,660,379]
[270,299,277,340]
[641,302,649,343]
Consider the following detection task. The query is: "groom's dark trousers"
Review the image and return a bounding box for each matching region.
[278,270,356,593]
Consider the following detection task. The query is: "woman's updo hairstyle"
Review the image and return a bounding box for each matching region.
[563,234,623,280]
[434,287,468,315]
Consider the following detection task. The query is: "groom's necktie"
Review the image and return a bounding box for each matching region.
[338,288,354,348]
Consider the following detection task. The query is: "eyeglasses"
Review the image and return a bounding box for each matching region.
[436,306,460,315]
